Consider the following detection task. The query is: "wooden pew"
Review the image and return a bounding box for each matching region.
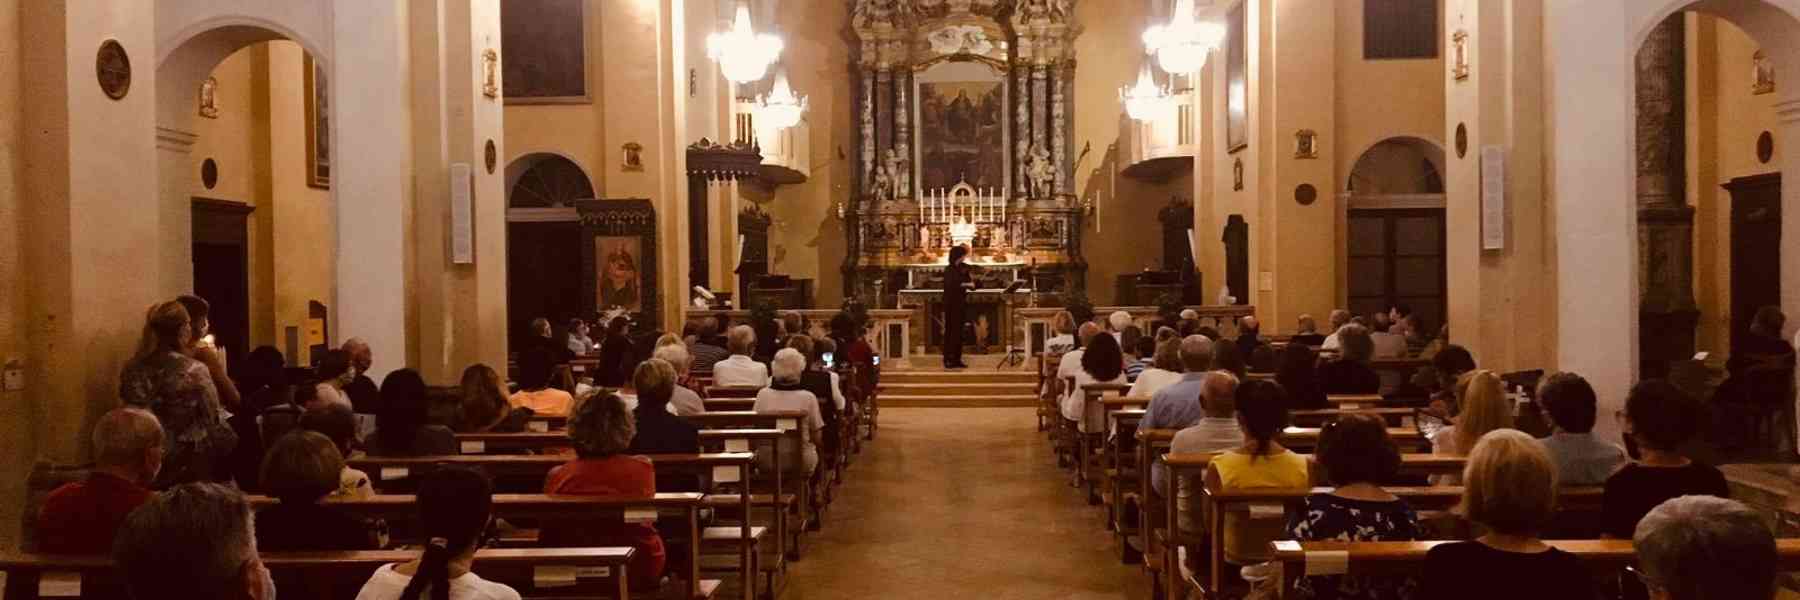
[1268,539,1800,600]
[1076,383,1133,503]
[1290,407,1415,427]
[247,493,718,600]
[696,429,804,565]
[0,548,637,600]
[1107,406,1148,562]
[703,398,757,412]
[1326,394,1398,409]
[707,385,763,399]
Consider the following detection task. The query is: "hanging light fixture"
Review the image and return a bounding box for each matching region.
[757,68,807,130]
[1121,62,1173,122]
[1142,0,1224,74]
[708,1,784,84]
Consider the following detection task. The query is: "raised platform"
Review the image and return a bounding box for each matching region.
[879,356,1040,408]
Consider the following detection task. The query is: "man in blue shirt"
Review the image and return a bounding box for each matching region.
[1144,335,1216,494]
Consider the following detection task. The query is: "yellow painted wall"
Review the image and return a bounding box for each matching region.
[1691,15,1784,358]
[760,0,852,308]
[265,41,336,366]
[0,0,27,550]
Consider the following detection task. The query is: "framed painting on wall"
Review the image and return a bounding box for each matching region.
[1225,1,1248,154]
[579,199,661,327]
[502,0,592,104]
[303,53,329,189]
[914,61,1009,194]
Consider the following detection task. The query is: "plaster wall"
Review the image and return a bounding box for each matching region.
[761,0,852,309]
[0,0,28,551]
[1265,0,1339,329]
[265,41,335,367]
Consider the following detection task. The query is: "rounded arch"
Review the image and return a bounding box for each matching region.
[1345,136,1447,194]
[505,153,598,209]
[1632,0,1800,94]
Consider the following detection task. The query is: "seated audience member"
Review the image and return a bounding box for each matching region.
[627,359,700,456]
[370,369,457,457]
[526,317,577,364]
[1179,308,1200,323]
[300,403,373,499]
[357,467,521,600]
[119,300,236,488]
[829,311,877,371]
[593,316,635,388]
[1388,304,1417,341]
[1295,313,1320,336]
[653,343,707,415]
[1108,311,1134,343]
[312,349,356,411]
[237,346,288,412]
[1717,306,1796,423]
[1291,314,1326,347]
[544,393,666,589]
[1154,326,1180,344]
[1634,496,1778,600]
[1421,429,1595,600]
[38,408,161,553]
[754,349,828,475]
[816,337,851,412]
[113,483,274,600]
[1044,310,1078,354]
[1212,337,1248,379]
[1235,316,1265,360]
[1317,324,1381,394]
[713,325,771,387]
[1167,372,1243,525]
[1063,330,1128,434]
[1319,309,1353,350]
[789,336,843,462]
[1287,413,1420,600]
[1121,326,1148,382]
[1430,370,1511,484]
[1128,338,1185,399]
[1276,344,1328,410]
[686,319,731,373]
[1143,335,1215,431]
[1604,380,1729,540]
[458,363,527,433]
[1195,325,1222,342]
[256,431,384,551]
[1534,372,1626,486]
[341,338,381,414]
[1056,322,1103,407]
[1178,317,1202,339]
[1425,344,1478,415]
[565,318,595,356]
[1368,314,1408,359]
[510,346,575,417]
[1202,380,1309,568]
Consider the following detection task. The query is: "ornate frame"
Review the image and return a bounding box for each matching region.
[578,199,660,328]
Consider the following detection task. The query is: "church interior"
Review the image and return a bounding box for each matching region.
[5,0,1800,598]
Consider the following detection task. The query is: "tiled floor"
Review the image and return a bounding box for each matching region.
[778,408,1150,599]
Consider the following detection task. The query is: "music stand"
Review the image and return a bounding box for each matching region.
[997,280,1030,370]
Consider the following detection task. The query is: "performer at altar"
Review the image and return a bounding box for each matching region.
[943,244,975,369]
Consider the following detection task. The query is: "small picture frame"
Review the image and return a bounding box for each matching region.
[1451,30,1470,81]
[1754,49,1775,95]
[1232,158,1244,191]
[198,77,220,119]
[482,48,500,99]
[621,142,644,172]
[1294,129,1318,159]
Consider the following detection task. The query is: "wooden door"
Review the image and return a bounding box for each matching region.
[1346,208,1447,331]
[191,199,254,362]
[507,220,584,351]
[1726,173,1782,354]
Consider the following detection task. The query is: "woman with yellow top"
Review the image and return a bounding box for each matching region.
[1202,380,1310,582]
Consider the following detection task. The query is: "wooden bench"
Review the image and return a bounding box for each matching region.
[0,547,637,600]
[1267,539,1800,600]
[706,385,763,399]
[247,493,718,600]
[702,398,757,412]
[1325,394,1398,409]
[1074,383,1134,503]
[1290,407,1415,427]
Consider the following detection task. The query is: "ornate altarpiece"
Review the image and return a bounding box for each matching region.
[845,0,1085,305]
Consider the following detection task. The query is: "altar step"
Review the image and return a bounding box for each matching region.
[877,393,1040,408]
[879,370,1038,384]
[878,369,1041,408]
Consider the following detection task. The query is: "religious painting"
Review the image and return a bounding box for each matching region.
[502,0,591,104]
[1754,49,1775,95]
[1225,1,1248,154]
[916,62,1007,193]
[303,53,329,189]
[198,77,219,119]
[595,236,644,312]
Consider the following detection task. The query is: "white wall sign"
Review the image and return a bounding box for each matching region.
[450,162,475,264]
[1480,146,1506,250]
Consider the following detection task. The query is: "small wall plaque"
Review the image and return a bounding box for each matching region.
[482,48,500,99]
[1757,131,1774,164]
[1232,158,1244,191]
[1451,30,1470,81]
[96,39,131,100]
[1294,129,1318,159]
[622,142,644,172]
[1295,183,1317,206]
[485,140,498,174]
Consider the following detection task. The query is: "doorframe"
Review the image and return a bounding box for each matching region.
[191,197,255,361]
[1344,202,1449,330]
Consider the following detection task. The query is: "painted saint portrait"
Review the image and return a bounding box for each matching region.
[918,80,1005,191]
[596,237,643,312]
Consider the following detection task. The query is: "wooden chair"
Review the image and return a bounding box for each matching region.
[0,548,638,600]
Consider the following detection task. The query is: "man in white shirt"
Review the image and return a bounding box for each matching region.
[1108,311,1133,344]
[1057,322,1103,422]
[1320,309,1352,351]
[712,325,770,387]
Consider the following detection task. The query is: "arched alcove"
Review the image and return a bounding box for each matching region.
[1344,137,1449,335]
[503,153,594,349]
[506,152,596,209]
[1346,137,1446,195]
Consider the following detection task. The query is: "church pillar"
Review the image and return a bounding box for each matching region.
[407,0,508,383]
[1263,0,1337,328]
[1031,64,1049,187]
[894,70,912,199]
[1443,0,1553,376]
[1014,68,1030,195]
[332,0,414,382]
[1050,64,1066,196]
[1634,15,1698,378]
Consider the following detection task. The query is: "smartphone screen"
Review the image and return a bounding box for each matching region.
[823,352,835,368]
[873,355,881,366]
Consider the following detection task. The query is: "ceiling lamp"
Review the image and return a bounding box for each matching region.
[708,1,784,84]
[757,69,807,130]
[1142,0,1224,74]
[1121,63,1173,122]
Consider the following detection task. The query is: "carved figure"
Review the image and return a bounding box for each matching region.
[883,148,907,199]
[871,163,894,203]
[1027,143,1055,199]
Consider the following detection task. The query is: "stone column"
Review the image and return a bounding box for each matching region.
[861,69,876,195]
[894,70,912,198]
[1635,14,1698,377]
[1050,63,1066,197]
[1031,65,1048,195]
[1014,67,1031,195]
[875,69,893,164]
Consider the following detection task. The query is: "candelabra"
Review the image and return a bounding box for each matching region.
[919,180,1007,250]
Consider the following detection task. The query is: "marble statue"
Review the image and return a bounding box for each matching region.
[883,148,907,200]
[1027,143,1054,199]
[871,163,894,203]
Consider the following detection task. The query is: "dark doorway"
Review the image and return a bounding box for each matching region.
[1346,208,1447,332]
[192,198,254,362]
[1726,173,1782,355]
[507,220,584,352]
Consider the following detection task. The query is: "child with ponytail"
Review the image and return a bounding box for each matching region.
[355,467,518,600]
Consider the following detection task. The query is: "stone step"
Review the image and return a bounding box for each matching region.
[877,393,1041,408]
[878,382,1039,396]
[878,370,1039,384]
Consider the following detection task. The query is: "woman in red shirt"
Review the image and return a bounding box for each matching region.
[542,392,664,590]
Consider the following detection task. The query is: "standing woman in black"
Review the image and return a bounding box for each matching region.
[943,244,974,369]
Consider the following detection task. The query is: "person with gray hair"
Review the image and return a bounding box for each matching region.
[652,343,706,416]
[114,482,273,600]
[1108,310,1134,340]
[37,408,163,553]
[753,348,826,475]
[1633,495,1777,600]
[341,337,381,414]
[1142,335,1217,432]
[712,325,770,387]
[1319,323,1381,394]
[1320,309,1353,350]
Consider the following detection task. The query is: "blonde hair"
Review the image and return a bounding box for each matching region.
[1052,311,1075,335]
[458,363,510,432]
[132,301,192,365]
[727,325,757,355]
[652,343,692,374]
[771,348,806,383]
[655,333,683,348]
[1459,428,1557,536]
[633,358,677,402]
[1453,370,1512,454]
[568,392,636,458]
